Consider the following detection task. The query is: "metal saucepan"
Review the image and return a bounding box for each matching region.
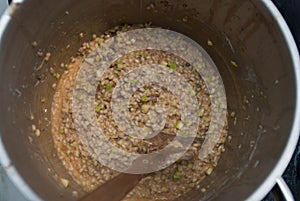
[0,0,299,200]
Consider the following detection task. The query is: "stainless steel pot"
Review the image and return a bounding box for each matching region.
[0,0,299,201]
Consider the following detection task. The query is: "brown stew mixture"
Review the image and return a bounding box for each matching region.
[51,24,228,200]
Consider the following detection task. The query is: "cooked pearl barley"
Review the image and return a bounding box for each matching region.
[51,24,228,200]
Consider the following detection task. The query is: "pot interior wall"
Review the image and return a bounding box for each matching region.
[0,0,296,200]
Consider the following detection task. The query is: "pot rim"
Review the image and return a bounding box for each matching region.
[246,0,300,200]
[0,2,43,200]
[0,1,299,201]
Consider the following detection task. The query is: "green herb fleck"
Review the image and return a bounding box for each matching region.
[105,84,113,91]
[220,102,226,109]
[230,60,238,68]
[54,73,60,79]
[199,108,205,117]
[111,147,118,153]
[185,88,196,96]
[77,92,83,100]
[59,128,65,134]
[114,69,120,74]
[188,162,193,168]
[185,119,191,127]
[141,96,148,102]
[190,88,197,96]
[95,103,102,112]
[116,61,124,67]
[180,132,188,137]
[176,121,183,130]
[140,52,147,58]
[97,38,104,44]
[95,56,100,62]
[167,61,177,71]
[173,174,180,182]
[171,140,183,148]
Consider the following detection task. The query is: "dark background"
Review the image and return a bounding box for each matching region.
[272,0,300,48]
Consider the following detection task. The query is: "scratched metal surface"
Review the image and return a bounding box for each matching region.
[0,0,299,201]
